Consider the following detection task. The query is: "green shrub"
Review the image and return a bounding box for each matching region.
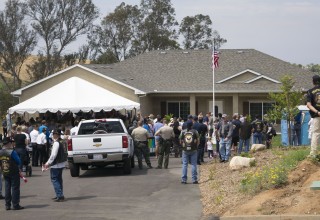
[240,148,309,195]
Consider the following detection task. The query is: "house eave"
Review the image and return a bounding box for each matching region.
[146,90,283,94]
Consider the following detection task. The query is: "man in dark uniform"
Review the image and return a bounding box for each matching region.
[306,75,320,157]
[131,121,153,169]
[0,137,24,210]
[155,119,174,169]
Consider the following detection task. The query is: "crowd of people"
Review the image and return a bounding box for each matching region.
[128,111,278,184]
[0,117,77,210]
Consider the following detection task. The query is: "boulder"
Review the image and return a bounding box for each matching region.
[250,144,266,152]
[229,156,256,170]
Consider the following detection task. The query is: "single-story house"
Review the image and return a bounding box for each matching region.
[11,49,313,119]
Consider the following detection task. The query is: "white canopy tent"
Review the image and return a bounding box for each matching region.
[9,77,140,114]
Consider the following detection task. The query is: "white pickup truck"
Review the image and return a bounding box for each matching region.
[67,118,134,177]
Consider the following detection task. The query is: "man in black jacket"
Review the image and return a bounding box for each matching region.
[306,75,320,157]
[0,137,24,210]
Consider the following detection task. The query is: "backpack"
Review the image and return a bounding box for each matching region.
[255,121,263,133]
[182,130,197,151]
[0,150,12,176]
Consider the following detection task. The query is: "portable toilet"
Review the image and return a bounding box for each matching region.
[299,105,311,146]
[281,112,289,146]
[281,105,311,146]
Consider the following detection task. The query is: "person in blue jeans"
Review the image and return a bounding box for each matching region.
[0,137,24,210]
[179,121,199,184]
[0,169,4,200]
[218,114,233,162]
[238,116,252,154]
[44,130,66,202]
[251,115,264,144]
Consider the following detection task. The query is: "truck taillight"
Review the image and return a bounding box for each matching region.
[67,139,73,151]
[122,136,128,148]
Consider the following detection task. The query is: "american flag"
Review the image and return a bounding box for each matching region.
[212,50,219,68]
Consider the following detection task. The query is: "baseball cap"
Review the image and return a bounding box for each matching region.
[222,114,227,118]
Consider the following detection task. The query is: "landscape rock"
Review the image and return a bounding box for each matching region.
[250,144,266,152]
[229,156,256,170]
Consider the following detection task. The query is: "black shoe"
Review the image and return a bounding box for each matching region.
[181,181,187,184]
[0,195,5,200]
[220,159,225,163]
[147,164,153,169]
[54,197,65,202]
[223,160,228,163]
[52,197,58,200]
[6,206,11,210]
[12,205,24,210]
[155,166,162,169]
[197,162,201,165]
[193,181,199,184]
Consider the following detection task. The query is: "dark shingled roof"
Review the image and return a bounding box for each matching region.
[82,49,313,94]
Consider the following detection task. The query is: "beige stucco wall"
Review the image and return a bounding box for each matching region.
[139,93,269,118]
[19,66,139,103]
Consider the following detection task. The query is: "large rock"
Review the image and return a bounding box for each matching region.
[229,156,256,170]
[250,144,266,152]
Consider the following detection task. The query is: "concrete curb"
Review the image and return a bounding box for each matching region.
[219,215,320,220]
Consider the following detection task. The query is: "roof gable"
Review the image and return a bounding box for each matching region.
[12,64,145,96]
[217,69,280,84]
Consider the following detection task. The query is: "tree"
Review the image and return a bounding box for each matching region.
[89,2,141,63]
[27,0,99,78]
[306,63,320,74]
[0,0,37,91]
[136,0,179,52]
[179,14,213,49]
[268,75,303,146]
[212,30,227,50]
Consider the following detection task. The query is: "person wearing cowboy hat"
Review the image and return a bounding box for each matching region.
[0,137,24,210]
[44,129,66,202]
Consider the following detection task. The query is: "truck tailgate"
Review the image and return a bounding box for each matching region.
[71,133,128,154]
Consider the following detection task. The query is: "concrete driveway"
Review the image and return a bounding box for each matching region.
[0,156,203,220]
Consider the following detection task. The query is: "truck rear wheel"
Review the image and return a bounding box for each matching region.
[123,158,132,174]
[69,162,80,177]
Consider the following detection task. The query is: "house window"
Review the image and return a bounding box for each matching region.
[167,102,190,120]
[249,102,274,119]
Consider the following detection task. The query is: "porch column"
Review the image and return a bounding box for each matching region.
[232,93,239,115]
[190,94,196,115]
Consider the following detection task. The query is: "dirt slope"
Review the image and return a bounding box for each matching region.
[199,150,320,217]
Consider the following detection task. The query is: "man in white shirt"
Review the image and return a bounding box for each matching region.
[70,120,79,136]
[36,127,47,166]
[30,125,39,166]
[44,130,66,202]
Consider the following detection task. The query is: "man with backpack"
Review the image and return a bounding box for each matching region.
[0,137,24,210]
[179,120,199,184]
[44,129,66,202]
[251,115,264,144]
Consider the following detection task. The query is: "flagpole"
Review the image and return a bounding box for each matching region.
[212,45,215,121]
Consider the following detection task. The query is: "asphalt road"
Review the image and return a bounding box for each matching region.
[0,156,203,220]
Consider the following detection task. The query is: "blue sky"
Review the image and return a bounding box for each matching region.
[1,0,320,65]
